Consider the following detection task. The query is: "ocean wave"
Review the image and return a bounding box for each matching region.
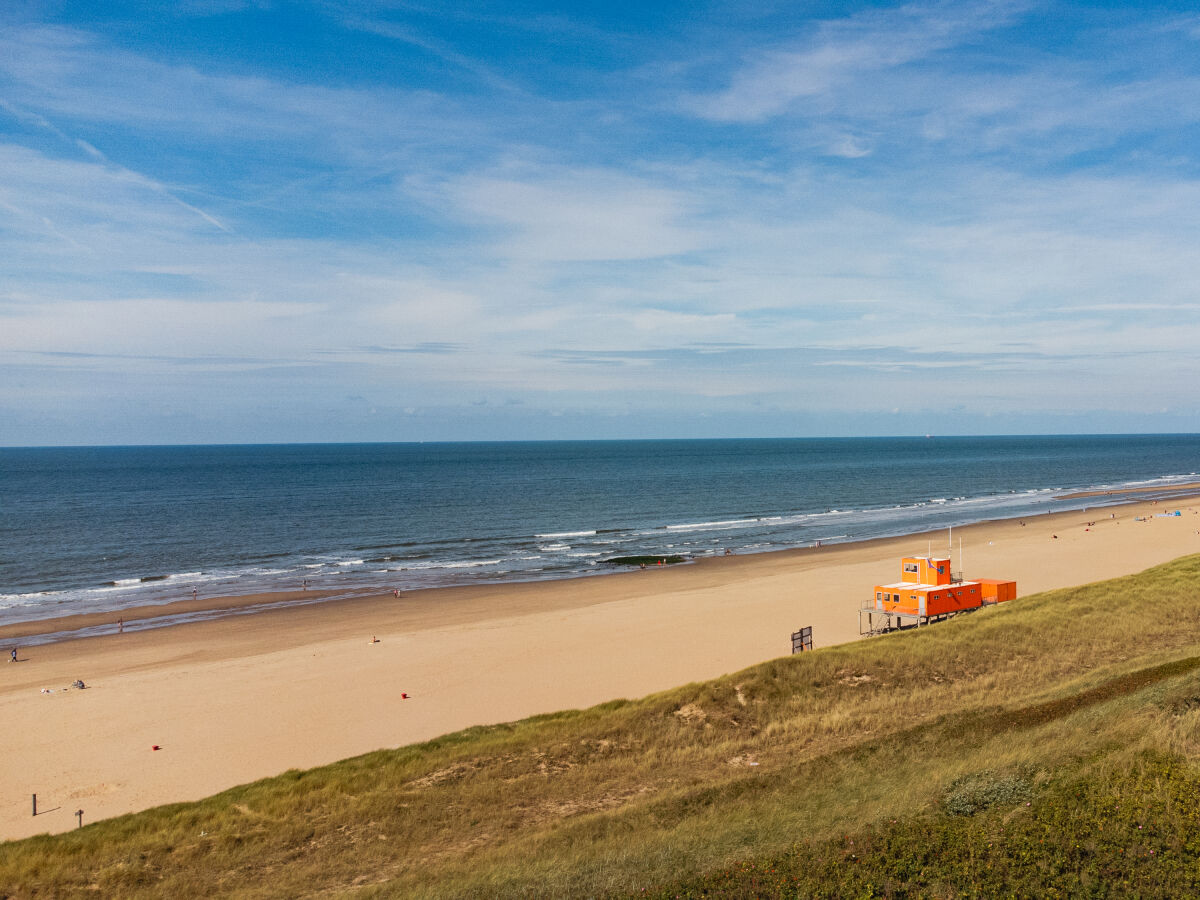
[0,589,66,609]
[535,530,597,538]
[396,559,503,570]
[665,518,752,531]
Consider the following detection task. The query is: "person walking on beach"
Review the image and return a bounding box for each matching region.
[118,618,124,634]
[192,587,198,601]
[10,648,16,663]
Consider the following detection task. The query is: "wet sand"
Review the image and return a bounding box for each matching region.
[2,496,1199,841]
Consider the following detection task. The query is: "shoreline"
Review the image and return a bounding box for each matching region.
[7,474,1200,637]
[3,493,1199,841]
[1054,480,1200,500]
[5,483,1199,646]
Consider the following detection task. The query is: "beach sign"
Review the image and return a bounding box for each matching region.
[791,626,813,653]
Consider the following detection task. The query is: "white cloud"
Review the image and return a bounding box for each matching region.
[437,167,703,262]
[0,23,480,167]
[685,0,1026,123]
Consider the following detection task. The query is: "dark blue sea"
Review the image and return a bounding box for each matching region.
[2,435,1198,624]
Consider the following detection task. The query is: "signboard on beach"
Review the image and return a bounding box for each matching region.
[791,626,813,653]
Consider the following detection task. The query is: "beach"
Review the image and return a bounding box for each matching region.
[3,496,1199,841]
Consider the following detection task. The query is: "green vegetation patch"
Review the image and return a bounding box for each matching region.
[603,555,686,566]
[640,753,1200,899]
[943,768,1033,816]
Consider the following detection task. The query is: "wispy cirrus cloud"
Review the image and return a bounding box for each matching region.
[684,0,1028,123]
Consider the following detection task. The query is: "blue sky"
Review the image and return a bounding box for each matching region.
[3,1,1200,444]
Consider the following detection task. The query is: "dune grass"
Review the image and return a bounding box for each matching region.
[4,554,1200,897]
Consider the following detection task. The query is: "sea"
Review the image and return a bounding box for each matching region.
[2,435,1199,627]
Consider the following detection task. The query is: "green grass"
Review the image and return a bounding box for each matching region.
[641,752,1200,898]
[5,554,1200,898]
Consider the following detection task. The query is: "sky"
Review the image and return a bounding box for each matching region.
[3,0,1200,445]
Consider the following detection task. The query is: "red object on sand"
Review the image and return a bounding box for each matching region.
[401,693,409,699]
[152,745,161,751]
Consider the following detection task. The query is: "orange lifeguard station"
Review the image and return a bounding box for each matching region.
[862,555,1016,634]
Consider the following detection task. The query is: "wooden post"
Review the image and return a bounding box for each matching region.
[32,793,36,817]
[75,809,83,828]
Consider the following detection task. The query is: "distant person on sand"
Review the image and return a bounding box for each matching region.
[118,618,124,634]
[192,587,198,601]
[10,648,16,663]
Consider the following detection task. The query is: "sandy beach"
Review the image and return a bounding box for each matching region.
[3,495,1199,841]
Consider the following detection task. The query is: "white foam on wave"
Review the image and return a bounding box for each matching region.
[755,513,811,527]
[538,543,571,551]
[337,559,364,567]
[0,589,67,610]
[1116,474,1200,489]
[535,530,597,539]
[398,558,503,570]
[665,518,751,532]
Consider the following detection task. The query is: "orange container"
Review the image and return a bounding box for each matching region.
[923,583,983,615]
[977,579,1017,603]
[872,582,984,616]
[901,557,952,586]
